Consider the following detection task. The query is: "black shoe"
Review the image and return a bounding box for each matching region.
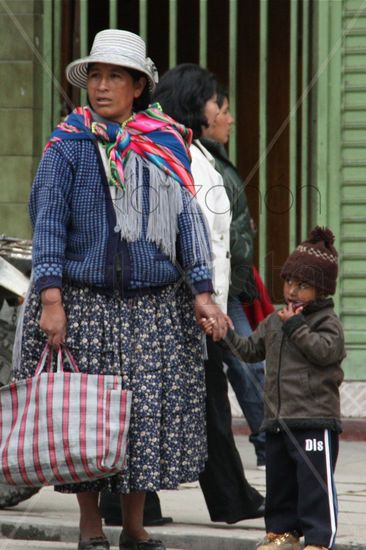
[226,502,265,524]
[119,530,166,550]
[78,537,110,550]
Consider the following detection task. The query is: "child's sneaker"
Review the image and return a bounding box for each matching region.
[257,532,301,550]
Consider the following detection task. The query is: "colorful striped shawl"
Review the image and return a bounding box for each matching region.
[44,104,194,194]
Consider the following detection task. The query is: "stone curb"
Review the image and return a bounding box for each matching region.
[0,516,365,550]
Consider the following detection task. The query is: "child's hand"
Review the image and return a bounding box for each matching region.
[278,302,304,322]
[194,294,233,341]
[199,317,216,336]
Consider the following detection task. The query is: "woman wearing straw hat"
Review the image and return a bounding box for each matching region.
[16,30,230,550]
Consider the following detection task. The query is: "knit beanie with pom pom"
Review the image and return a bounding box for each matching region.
[281,226,339,295]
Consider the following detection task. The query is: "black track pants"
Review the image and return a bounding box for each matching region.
[265,428,339,548]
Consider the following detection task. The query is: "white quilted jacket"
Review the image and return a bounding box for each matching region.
[190,140,232,314]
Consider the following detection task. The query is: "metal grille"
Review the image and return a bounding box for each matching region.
[45,0,314,304]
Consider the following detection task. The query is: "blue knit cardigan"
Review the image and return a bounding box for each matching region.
[29,138,213,296]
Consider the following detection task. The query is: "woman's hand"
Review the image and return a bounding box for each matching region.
[194,292,233,341]
[277,302,303,322]
[40,288,67,348]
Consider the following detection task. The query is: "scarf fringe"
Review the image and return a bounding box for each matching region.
[113,153,212,270]
[113,154,144,242]
[146,162,184,263]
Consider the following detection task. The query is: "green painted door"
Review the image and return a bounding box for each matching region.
[340,0,366,378]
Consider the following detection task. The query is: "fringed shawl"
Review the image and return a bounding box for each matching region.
[44,104,211,265]
[45,104,195,193]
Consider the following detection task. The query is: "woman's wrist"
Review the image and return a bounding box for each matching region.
[41,288,62,306]
[194,292,214,306]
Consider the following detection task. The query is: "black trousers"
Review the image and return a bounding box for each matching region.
[199,337,264,522]
[265,428,339,548]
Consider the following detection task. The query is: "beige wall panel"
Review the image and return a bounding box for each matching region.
[0,109,33,156]
[0,61,33,108]
[0,204,31,238]
[0,14,34,60]
[0,0,35,14]
[0,156,33,201]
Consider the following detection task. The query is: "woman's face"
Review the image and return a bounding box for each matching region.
[207,97,234,145]
[201,96,220,137]
[87,63,146,123]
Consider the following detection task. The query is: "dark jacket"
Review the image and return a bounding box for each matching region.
[225,299,345,432]
[201,139,256,302]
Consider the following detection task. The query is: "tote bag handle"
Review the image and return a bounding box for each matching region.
[34,345,80,376]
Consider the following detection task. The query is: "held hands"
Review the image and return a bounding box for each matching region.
[277,302,304,322]
[40,288,67,348]
[199,317,216,337]
[194,292,233,341]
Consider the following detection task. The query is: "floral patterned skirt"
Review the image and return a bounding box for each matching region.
[15,283,207,493]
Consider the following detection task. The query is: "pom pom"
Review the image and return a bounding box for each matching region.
[309,226,335,246]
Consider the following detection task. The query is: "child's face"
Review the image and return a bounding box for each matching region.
[283,277,317,307]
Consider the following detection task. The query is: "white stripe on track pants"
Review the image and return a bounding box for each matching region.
[265,428,338,548]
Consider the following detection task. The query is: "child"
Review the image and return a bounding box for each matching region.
[201,227,345,550]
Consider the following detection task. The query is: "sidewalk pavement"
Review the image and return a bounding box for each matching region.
[0,435,365,550]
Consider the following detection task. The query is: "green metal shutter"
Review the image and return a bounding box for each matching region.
[341,0,366,379]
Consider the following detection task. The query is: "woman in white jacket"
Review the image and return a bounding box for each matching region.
[190,139,231,313]
[153,64,264,523]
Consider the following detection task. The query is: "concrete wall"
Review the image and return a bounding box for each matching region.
[0,0,41,238]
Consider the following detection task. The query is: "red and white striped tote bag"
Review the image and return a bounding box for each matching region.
[0,346,132,487]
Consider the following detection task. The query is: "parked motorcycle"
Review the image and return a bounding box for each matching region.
[0,236,38,506]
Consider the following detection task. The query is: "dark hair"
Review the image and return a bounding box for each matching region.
[216,83,228,109]
[87,63,151,112]
[125,67,151,112]
[153,63,218,139]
